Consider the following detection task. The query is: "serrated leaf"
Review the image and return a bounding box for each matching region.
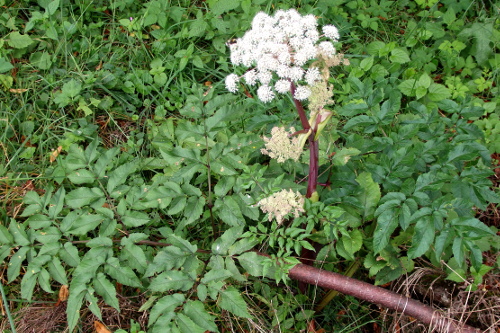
[149,294,185,326]
[408,217,435,259]
[183,300,218,332]
[67,214,104,236]
[93,273,120,310]
[212,225,243,255]
[65,187,104,209]
[105,257,142,287]
[215,196,245,226]
[209,0,240,15]
[67,284,86,331]
[8,246,30,282]
[398,79,417,97]
[390,48,410,63]
[122,211,150,227]
[106,161,139,193]
[356,172,381,220]
[237,252,265,277]
[175,313,206,333]
[219,286,252,318]
[201,269,232,284]
[59,242,81,267]
[67,169,96,184]
[373,209,399,253]
[0,224,13,244]
[182,196,205,226]
[427,83,450,102]
[47,257,68,285]
[121,243,147,273]
[9,219,30,246]
[149,270,194,292]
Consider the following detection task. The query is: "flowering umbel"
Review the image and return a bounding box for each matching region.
[258,189,305,224]
[225,9,340,103]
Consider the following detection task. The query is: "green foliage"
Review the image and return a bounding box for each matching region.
[1,0,499,332]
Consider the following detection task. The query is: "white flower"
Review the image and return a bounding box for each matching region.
[244,69,258,85]
[275,79,290,94]
[289,66,304,81]
[318,41,336,56]
[257,85,275,103]
[294,85,311,100]
[257,70,273,85]
[225,74,239,93]
[323,25,340,41]
[305,67,321,85]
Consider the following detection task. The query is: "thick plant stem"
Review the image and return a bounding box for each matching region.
[291,82,310,131]
[306,138,319,198]
[288,264,480,333]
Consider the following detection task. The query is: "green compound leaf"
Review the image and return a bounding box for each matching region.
[219,286,252,318]
[122,211,150,227]
[237,251,266,277]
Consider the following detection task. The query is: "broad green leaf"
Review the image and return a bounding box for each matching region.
[212,225,243,255]
[176,313,206,333]
[149,294,185,326]
[0,57,14,73]
[93,273,120,310]
[149,270,194,292]
[67,284,86,331]
[343,115,376,131]
[47,257,68,285]
[9,219,30,246]
[67,214,104,236]
[427,83,450,101]
[208,0,240,16]
[390,48,410,63]
[398,79,416,96]
[183,300,218,332]
[85,289,102,320]
[373,209,399,253]
[215,196,245,226]
[201,269,232,284]
[8,31,33,48]
[65,187,104,209]
[339,229,363,258]
[106,161,139,193]
[375,265,403,285]
[61,79,82,98]
[356,172,381,220]
[35,226,61,244]
[20,269,39,300]
[167,196,187,215]
[59,242,81,267]
[67,169,96,184]
[105,257,142,287]
[182,196,205,226]
[214,176,235,197]
[122,211,150,227]
[237,252,265,277]
[8,246,30,282]
[29,51,52,70]
[48,187,65,219]
[0,224,13,244]
[219,286,252,318]
[408,217,435,259]
[121,243,147,273]
[228,237,259,256]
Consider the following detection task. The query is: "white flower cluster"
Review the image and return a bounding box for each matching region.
[258,189,305,224]
[261,126,302,163]
[225,9,339,103]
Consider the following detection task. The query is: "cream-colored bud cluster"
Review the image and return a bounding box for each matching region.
[261,126,302,163]
[258,189,305,224]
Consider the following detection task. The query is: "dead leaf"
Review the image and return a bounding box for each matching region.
[94,321,111,333]
[9,88,28,93]
[58,285,69,302]
[50,146,62,163]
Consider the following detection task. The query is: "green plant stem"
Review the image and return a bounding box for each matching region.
[0,280,17,333]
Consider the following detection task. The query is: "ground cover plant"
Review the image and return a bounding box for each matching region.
[1,0,499,332]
